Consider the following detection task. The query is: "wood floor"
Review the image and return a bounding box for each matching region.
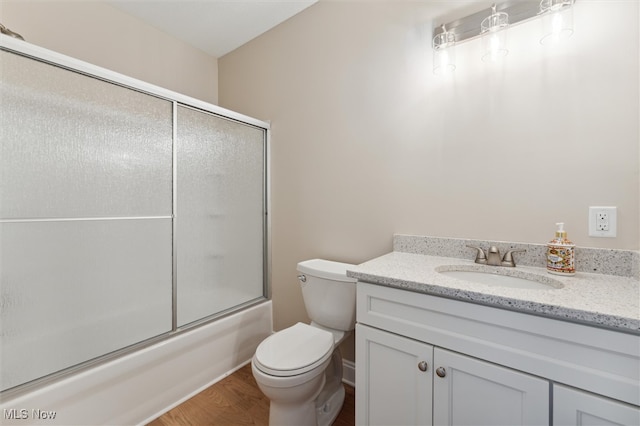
[147,364,355,426]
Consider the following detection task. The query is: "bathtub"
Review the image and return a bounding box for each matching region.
[0,301,272,425]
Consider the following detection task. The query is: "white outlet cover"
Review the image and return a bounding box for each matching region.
[589,206,617,237]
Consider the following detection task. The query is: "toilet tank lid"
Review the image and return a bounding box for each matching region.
[297,259,357,282]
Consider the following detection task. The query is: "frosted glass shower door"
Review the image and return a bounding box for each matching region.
[176,106,266,326]
[0,51,173,391]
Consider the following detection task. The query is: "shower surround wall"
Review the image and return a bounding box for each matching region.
[0,36,271,424]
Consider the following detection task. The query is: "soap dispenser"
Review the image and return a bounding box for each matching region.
[547,222,575,276]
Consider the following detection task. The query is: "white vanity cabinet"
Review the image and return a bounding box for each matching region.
[357,324,548,426]
[432,347,548,425]
[356,323,434,425]
[356,324,549,426]
[355,282,640,426]
[554,385,640,426]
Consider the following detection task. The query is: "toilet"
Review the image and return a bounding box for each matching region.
[251,259,357,426]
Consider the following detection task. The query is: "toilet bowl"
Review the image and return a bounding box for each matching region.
[252,259,357,426]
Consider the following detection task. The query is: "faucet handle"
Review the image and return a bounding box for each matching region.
[466,245,487,264]
[501,249,526,267]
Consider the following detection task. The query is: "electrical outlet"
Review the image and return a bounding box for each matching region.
[596,212,609,231]
[589,206,617,237]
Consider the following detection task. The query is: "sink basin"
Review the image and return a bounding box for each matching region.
[436,265,564,290]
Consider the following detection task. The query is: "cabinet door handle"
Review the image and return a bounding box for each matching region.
[436,367,446,378]
[418,361,428,372]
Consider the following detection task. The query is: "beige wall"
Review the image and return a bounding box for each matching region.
[218,0,640,360]
[3,0,638,364]
[1,0,218,104]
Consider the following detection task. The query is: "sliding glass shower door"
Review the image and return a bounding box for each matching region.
[0,50,174,391]
[0,47,268,393]
[176,106,266,326]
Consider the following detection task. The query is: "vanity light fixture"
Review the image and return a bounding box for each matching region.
[431,0,577,74]
[432,24,456,75]
[539,0,574,45]
[481,3,509,62]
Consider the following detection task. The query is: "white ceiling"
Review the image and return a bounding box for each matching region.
[107,0,318,58]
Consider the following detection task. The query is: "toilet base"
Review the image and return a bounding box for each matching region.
[268,384,323,426]
[314,348,346,426]
[259,368,327,426]
[253,329,352,426]
[316,383,345,426]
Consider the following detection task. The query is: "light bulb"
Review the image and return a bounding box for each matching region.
[552,13,563,35]
[481,4,509,62]
[490,33,500,60]
[433,24,456,75]
[540,0,574,45]
[482,29,508,62]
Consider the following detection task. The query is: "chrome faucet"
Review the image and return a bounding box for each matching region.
[466,245,526,267]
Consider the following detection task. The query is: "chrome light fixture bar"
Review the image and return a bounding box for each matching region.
[432,0,575,73]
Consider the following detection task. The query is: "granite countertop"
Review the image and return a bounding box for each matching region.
[347,236,640,334]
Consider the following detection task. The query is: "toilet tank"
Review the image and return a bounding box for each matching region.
[297,259,357,332]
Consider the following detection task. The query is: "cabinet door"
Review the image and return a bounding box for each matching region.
[554,384,640,426]
[356,324,433,426]
[433,348,549,426]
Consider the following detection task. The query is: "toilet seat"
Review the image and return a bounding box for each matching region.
[254,323,334,377]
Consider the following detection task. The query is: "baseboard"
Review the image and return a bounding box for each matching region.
[342,359,355,388]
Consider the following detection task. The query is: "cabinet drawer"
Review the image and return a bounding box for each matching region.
[357,282,640,406]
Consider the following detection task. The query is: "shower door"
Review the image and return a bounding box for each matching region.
[0,50,174,391]
[0,44,269,393]
[175,106,266,327]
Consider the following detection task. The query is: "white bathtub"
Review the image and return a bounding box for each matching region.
[0,301,272,425]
